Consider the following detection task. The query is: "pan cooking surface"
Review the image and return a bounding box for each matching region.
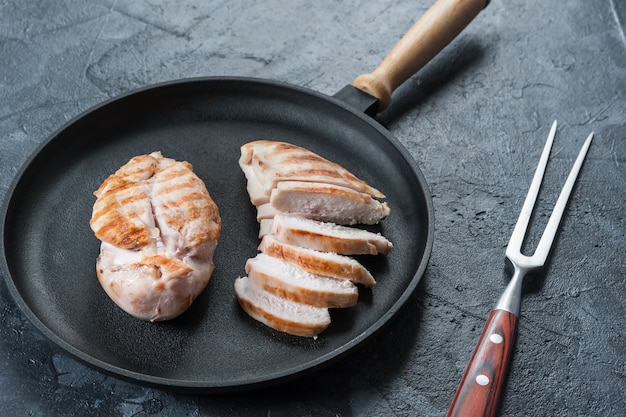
[1,78,433,391]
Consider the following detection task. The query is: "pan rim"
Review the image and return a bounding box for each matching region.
[0,76,434,392]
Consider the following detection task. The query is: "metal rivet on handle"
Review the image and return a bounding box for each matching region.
[476,375,490,386]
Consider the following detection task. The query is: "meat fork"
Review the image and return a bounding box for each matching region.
[446,121,594,417]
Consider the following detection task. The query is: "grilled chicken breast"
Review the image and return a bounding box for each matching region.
[90,151,221,321]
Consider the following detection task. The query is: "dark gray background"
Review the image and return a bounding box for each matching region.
[1,0,624,416]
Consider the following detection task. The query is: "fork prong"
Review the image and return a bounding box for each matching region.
[533,131,593,265]
[506,120,558,256]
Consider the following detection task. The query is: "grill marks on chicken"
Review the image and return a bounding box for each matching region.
[270,214,393,256]
[258,235,376,287]
[246,254,358,308]
[239,140,385,206]
[91,157,156,250]
[239,140,390,225]
[90,152,221,322]
[235,140,393,337]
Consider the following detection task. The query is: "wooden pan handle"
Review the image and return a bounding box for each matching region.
[352,0,488,111]
[446,309,518,417]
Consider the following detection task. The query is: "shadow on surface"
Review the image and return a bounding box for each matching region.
[185,279,430,414]
[376,39,488,127]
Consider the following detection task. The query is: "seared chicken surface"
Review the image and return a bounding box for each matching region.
[90,152,221,322]
[235,276,331,337]
[258,235,376,287]
[270,214,393,255]
[239,140,385,206]
[246,253,359,308]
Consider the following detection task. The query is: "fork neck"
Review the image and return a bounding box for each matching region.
[494,265,528,316]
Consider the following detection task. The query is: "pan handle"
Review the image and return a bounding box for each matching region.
[352,0,489,112]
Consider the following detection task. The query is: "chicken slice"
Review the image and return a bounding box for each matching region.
[258,235,376,287]
[258,219,274,238]
[268,181,390,225]
[255,202,280,222]
[246,253,358,308]
[271,214,393,255]
[234,276,331,337]
[90,151,221,322]
[239,140,385,206]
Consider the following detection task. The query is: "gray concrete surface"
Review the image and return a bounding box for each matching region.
[1,0,624,416]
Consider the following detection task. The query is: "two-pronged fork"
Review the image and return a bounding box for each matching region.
[446,121,594,417]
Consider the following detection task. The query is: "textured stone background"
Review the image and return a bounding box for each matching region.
[1,0,624,416]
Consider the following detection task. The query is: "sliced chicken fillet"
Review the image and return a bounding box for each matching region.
[239,140,385,205]
[258,235,376,287]
[271,214,393,255]
[268,181,390,225]
[246,253,358,308]
[258,219,274,238]
[236,140,394,337]
[234,276,331,337]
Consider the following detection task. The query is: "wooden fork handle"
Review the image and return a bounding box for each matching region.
[446,309,518,417]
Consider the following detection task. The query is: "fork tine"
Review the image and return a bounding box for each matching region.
[506,120,558,255]
[533,131,593,264]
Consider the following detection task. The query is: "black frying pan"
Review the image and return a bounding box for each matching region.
[0,0,487,392]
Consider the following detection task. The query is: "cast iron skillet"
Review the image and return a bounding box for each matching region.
[0,0,486,392]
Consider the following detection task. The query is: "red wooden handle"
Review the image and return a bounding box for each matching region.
[447,309,518,417]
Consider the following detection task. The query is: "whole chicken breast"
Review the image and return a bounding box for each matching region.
[90,152,221,321]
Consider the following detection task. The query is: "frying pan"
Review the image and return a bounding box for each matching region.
[1,0,487,392]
